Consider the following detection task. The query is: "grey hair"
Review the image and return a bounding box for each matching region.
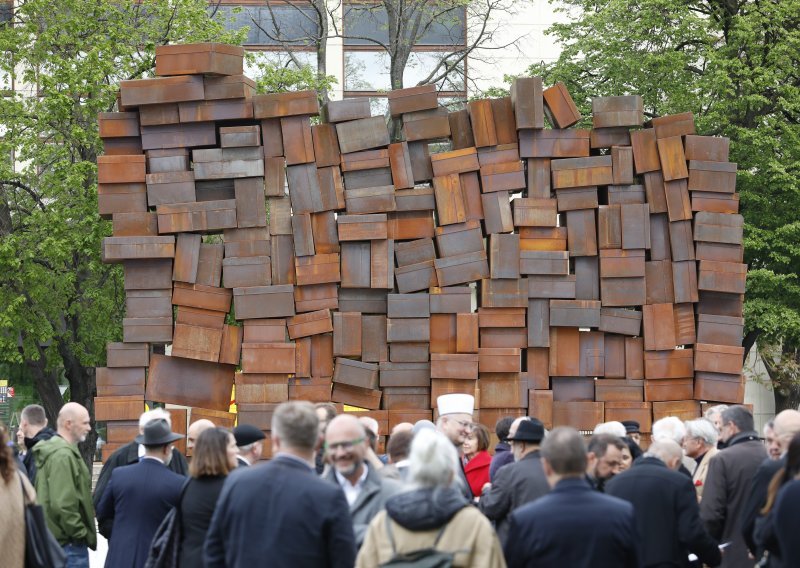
[645,440,683,465]
[593,421,627,437]
[272,401,319,451]
[721,405,754,433]
[653,416,687,444]
[21,405,47,427]
[542,427,587,475]
[139,408,171,430]
[409,429,460,488]
[684,418,719,447]
[704,404,729,420]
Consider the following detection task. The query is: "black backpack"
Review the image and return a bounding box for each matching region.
[379,516,458,568]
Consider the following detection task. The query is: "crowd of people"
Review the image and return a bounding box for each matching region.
[1,396,800,567]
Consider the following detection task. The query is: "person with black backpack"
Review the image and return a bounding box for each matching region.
[356,429,506,568]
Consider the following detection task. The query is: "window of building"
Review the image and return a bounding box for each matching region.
[0,1,12,26]
[213,4,321,47]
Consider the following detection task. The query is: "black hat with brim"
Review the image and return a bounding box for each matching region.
[135,418,184,446]
[506,418,545,444]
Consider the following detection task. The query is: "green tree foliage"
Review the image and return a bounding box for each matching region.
[505,0,800,409]
[0,0,244,461]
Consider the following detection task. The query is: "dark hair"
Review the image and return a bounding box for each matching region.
[495,417,515,443]
[624,436,643,460]
[471,423,491,453]
[314,403,337,424]
[0,426,15,483]
[722,405,754,433]
[541,427,587,475]
[588,433,627,458]
[190,428,234,478]
[387,430,412,462]
[21,404,47,427]
[762,432,800,514]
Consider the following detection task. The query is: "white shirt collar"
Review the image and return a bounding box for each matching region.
[140,455,165,464]
[334,463,369,507]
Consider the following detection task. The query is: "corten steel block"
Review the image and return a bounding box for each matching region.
[395,260,437,294]
[395,187,435,212]
[595,379,644,403]
[336,117,391,154]
[526,158,551,198]
[178,99,254,123]
[287,309,333,339]
[119,75,205,107]
[234,178,268,228]
[172,323,224,363]
[387,318,431,343]
[429,286,472,314]
[477,143,520,167]
[673,302,696,346]
[220,125,260,148]
[387,293,431,319]
[192,147,264,180]
[98,155,146,185]
[556,187,599,212]
[643,348,694,379]
[172,233,201,284]
[98,112,140,138]
[574,256,600,301]
[395,238,436,267]
[281,116,315,165]
[106,342,150,368]
[222,256,271,289]
[218,325,243,365]
[510,76,544,130]
[340,242,371,289]
[370,239,394,290]
[549,327,580,377]
[362,315,389,363]
[645,260,675,305]
[478,307,526,329]
[336,214,389,242]
[491,97,518,144]
[592,96,643,128]
[601,249,646,280]
[551,156,613,189]
[620,203,650,250]
[519,226,568,252]
[692,193,740,216]
[402,109,451,142]
[156,200,238,234]
[542,81,581,128]
[430,148,480,177]
[479,347,521,373]
[145,171,195,208]
[102,137,143,156]
[155,43,244,76]
[625,337,645,380]
[261,118,284,158]
[448,109,475,151]
[695,343,744,375]
[604,402,652,432]
[611,146,635,185]
[598,205,622,249]
[552,401,604,431]
[195,179,235,202]
[467,99,498,147]
[388,85,438,117]
[333,312,362,357]
[519,250,570,276]
[648,214,672,262]
[590,127,631,149]
[146,353,235,411]
[243,319,286,343]
[665,179,692,222]
[693,211,744,245]
[389,142,415,190]
[456,313,479,354]
[527,299,550,348]
[694,372,745,404]
[481,327,527,349]
[102,236,176,263]
[599,308,642,337]
[526,348,550,390]
[291,213,316,257]
[203,75,255,100]
[529,391,554,429]
[608,185,646,206]
[697,291,744,318]
[139,104,180,127]
[513,198,558,228]
[651,112,696,139]
[528,275,577,299]
[324,98,372,123]
[552,377,595,402]
[603,335,626,379]
[123,259,173,292]
[696,313,744,346]
[345,186,397,215]
[669,220,695,262]
[96,367,146,397]
[95,396,145,422]
[333,358,379,390]
[644,378,694,402]
[480,374,528,408]
[434,250,489,287]
[482,191,514,234]
[98,184,148,220]
[643,171,668,214]
[295,253,341,286]
[125,289,172,319]
[630,129,660,174]
[652,400,702,422]
[241,343,297,374]
[579,330,605,377]
[140,122,217,151]
[657,136,689,181]
[430,354,479,380]
[145,148,190,174]
[549,300,601,328]
[566,209,598,257]
[233,285,295,320]
[698,260,747,294]
[389,342,430,363]
[480,162,526,194]
[252,90,320,119]
[489,233,521,279]
[518,129,591,159]
[435,220,484,258]
[311,124,342,168]
[481,278,528,309]
[684,135,730,162]
[672,261,699,304]
[294,282,338,314]
[642,303,676,351]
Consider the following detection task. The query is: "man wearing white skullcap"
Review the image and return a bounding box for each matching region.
[436,393,476,500]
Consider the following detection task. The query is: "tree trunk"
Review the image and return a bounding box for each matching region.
[774,386,800,414]
[59,331,98,467]
[316,0,329,106]
[25,357,65,431]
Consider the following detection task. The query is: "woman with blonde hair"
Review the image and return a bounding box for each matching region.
[0,425,36,568]
[357,429,506,567]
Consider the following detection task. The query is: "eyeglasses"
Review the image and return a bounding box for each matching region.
[454,419,474,431]
[324,437,365,452]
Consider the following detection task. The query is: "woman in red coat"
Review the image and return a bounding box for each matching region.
[463,422,492,499]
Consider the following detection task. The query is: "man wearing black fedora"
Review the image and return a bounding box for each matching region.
[96,418,186,568]
[479,417,550,543]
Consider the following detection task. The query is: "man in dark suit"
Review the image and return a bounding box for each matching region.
[606,440,722,567]
[96,419,185,568]
[479,417,550,543]
[701,405,768,568]
[233,423,265,467]
[93,408,188,538]
[503,426,639,568]
[204,401,356,568]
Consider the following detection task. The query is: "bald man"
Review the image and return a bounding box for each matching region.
[606,440,721,567]
[187,419,216,453]
[322,414,402,546]
[33,403,98,565]
[94,408,189,539]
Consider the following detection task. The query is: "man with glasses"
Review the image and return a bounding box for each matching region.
[435,393,477,500]
[322,414,402,547]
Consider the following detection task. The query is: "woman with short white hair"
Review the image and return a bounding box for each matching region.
[356,429,506,567]
[683,418,719,500]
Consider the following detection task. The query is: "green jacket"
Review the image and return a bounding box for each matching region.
[32,435,97,549]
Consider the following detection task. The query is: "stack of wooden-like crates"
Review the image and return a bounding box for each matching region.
[95,43,745,458]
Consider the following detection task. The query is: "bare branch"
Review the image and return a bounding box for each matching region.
[1,179,47,212]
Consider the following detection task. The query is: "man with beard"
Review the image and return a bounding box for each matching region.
[586,433,626,492]
[322,414,402,547]
[435,393,476,499]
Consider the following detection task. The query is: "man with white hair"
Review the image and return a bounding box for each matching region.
[683,418,719,501]
[606,440,722,568]
[93,407,189,538]
[704,404,729,448]
[593,421,627,437]
[653,416,695,477]
[435,393,477,500]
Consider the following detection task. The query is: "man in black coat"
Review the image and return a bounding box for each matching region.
[503,427,639,568]
[93,408,189,538]
[204,401,356,568]
[19,404,56,483]
[479,417,550,543]
[606,440,722,567]
[96,419,186,568]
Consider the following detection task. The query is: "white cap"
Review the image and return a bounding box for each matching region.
[437,393,475,417]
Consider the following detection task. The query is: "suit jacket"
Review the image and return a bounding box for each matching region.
[741,456,784,567]
[700,431,768,568]
[479,450,550,543]
[693,447,719,501]
[606,456,721,567]
[489,443,514,482]
[323,462,403,546]
[503,477,639,568]
[772,480,800,568]
[93,440,188,538]
[204,454,356,568]
[96,458,185,568]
